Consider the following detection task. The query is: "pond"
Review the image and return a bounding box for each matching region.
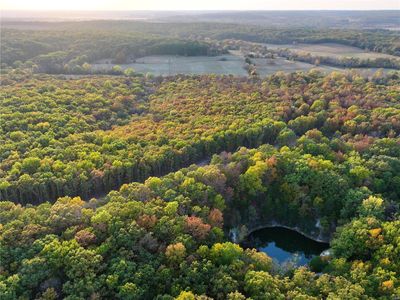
[244,227,329,266]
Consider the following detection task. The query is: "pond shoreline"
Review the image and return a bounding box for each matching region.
[232,221,331,244]
[248,224,330,243]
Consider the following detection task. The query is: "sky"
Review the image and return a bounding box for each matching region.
[1,0,399,11]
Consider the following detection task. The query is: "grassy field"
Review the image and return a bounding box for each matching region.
[92,55,248,76]
[92,51,396,77]
[254,57,338,76]
[92,53,339,76]
[263,42,398,59]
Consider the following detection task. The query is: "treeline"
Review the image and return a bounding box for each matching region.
[0,137,398,298]
[1,71,399,204]
[1,29,223,73]
[269,48,400,70]
[209,27,400,56]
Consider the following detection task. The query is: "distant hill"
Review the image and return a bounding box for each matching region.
[2,10,399,29]
[158,10,400,30]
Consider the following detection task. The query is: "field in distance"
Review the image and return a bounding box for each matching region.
[263,42,399,59]
[92,47,395,76]
[92,54,248,76]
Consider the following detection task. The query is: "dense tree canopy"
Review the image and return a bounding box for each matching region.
[1,137,399,298]
[0,72,400,202]
[1,70,399,204]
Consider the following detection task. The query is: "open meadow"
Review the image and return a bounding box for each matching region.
[92,52,395,77]
[253,57,338,75]
[92,54,248,76]
[263,42,399,59]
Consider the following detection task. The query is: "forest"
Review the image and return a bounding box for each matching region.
[1,70,399,204]
[1,68,400,299]
[1,126,399,298]
[1,13,400,300]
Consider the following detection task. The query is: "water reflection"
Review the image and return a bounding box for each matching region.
[245,227,329,266]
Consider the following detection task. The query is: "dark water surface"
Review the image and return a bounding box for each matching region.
[245,227,329,266]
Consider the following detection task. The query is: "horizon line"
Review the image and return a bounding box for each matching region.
[2,9,400,12]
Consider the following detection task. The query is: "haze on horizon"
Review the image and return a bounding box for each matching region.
[1,0,399,11]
